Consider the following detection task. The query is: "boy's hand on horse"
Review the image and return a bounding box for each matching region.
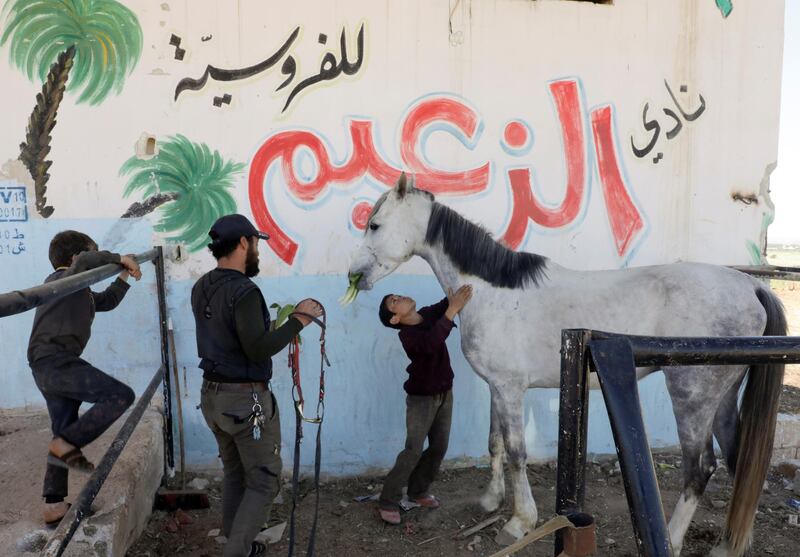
[120,255,142,281]
[446,284,473,320]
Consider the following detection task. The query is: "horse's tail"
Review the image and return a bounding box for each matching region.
[722,286,786,555]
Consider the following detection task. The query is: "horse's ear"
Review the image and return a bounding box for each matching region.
[396,172,408,198]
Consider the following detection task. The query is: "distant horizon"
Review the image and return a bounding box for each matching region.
[768,241,800,248]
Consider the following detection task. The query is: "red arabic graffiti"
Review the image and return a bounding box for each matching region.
[249,97,489,263]
[249,79,643,265]
[501,80,587,245]
[501,82,643,257]
[591,105,644,256]
[350,201,373,230]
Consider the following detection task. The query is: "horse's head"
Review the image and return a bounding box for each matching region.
[348,173,433,290]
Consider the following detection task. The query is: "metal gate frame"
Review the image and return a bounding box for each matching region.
[555,329,800,556]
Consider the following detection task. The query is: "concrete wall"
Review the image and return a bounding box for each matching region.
[0,0,785,473]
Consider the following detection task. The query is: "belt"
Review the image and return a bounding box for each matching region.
[202,379,268,393]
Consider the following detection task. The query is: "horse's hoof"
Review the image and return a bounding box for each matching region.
[494,528,519,546]
[494,517,527,546]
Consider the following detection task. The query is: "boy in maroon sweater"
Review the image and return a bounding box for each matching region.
[377,284,472,524]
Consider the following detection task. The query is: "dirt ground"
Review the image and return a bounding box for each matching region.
[0,409,56,554]
[128,453,800,557]
[128,285,800,557]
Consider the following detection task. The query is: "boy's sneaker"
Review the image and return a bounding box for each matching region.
[379,508,401,525]
[411,495,440,508]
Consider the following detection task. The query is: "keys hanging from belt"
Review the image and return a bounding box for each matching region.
[250,392,266,440]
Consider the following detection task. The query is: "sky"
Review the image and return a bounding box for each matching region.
[768,1,800,244]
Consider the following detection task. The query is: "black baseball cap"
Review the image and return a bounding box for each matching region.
[208,214,270,243]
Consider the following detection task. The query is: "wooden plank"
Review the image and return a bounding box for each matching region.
[455,514,503,539]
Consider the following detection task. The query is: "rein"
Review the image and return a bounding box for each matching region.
[286,302,329,557]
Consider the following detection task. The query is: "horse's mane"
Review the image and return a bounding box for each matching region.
[425,202,548,289]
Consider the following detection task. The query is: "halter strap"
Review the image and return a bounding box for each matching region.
[288,300,328,557]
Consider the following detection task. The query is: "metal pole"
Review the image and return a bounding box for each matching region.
[0,249,158,318]
[154,246,175,471]
[589,338,672,557]
[168,320,186,488]
[40,366,164,557]
[591,331,800,366]
[730,264,800,281]
[555,329,592,556]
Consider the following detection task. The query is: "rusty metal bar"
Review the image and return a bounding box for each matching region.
[555,329,592,555]
[0,248,159,318]
[731,264,800,282]
[154,246,175,471]
[589,338,672,557]
[556,328,800,557]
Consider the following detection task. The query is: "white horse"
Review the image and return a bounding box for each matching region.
[348,174,785,556]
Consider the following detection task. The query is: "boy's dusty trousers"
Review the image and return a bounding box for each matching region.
[32,353,135,499]
[380,389,453,509]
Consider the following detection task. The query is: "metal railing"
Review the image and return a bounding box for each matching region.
[555,329,800,557]
[0,247,174,556]
[0,248,159,318]
[731,264,800,282]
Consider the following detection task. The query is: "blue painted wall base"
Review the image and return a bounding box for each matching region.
[0,219,680,475]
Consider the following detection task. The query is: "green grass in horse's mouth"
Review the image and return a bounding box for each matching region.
[339,273,362,306]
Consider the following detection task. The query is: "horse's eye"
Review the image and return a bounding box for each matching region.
[369,222,380,231]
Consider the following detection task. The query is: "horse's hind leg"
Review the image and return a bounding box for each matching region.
[668,433,717,556]
[664,365,737,556]
[713,373,746,475]
[480,394,506,512]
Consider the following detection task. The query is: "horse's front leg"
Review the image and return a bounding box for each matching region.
[492,384,537,545]
[480,393,506,512]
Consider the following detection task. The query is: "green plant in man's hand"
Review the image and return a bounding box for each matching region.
[270,303,302,343]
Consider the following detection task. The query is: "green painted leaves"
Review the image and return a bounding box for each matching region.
[715,0,733,18]
[120,135,245,252]
[1,0,143,105]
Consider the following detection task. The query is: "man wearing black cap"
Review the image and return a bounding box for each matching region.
[191,214,322,557]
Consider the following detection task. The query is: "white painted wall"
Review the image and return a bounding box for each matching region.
[0,0,785,472]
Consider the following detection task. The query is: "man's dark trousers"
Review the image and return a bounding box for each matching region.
[31,353,135,500]
[200,380,282,557]
[380,390,453,509]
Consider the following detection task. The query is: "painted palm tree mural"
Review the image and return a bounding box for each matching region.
[120,135,244,252]
[1,0,142,217]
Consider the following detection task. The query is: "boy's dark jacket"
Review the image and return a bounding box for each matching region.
[398,298,455,396]
[28,251,129,364]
